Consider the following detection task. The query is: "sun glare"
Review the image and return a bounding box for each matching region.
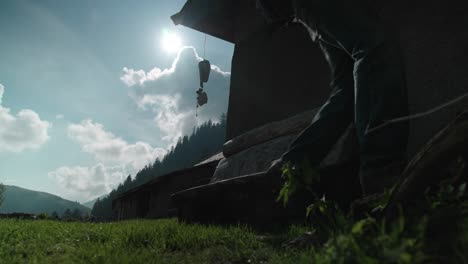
[161,32,182,54]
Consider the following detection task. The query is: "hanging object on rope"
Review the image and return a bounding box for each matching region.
[198,59,211,88]
[195,34,211,117]
[195,61,210,117]
[197,88,208,106]
[196,88,208,117]
[199,34,210,88]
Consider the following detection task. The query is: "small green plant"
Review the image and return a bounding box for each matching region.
[275,156,468,264]
[277,159,320,207]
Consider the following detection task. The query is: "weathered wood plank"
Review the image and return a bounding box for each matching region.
[223,109,318,157]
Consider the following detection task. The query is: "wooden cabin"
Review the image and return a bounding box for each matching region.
[113,0,468,223]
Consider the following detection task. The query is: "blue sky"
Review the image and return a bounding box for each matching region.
[0,0,234,202]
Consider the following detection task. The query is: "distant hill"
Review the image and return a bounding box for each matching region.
[0,185,91,216]
[82,194,108,209]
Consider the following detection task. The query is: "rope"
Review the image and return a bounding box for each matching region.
[196,34,207,118]
[366,91,468,134]
[203,34,207,59]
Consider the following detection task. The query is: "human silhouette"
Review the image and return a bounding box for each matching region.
[258,0,409,195]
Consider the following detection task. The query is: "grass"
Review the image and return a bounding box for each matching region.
[0,184,467,263]
[0,218,309,264]
[0,211,467,263]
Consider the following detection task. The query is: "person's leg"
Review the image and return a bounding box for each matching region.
[281,40,355,167]
[354,40,409,194]
[313,0,409,194]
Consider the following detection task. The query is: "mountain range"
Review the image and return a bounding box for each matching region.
[0,185,91,216]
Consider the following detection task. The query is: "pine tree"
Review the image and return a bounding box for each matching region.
[51,211,59,219]
[62,208,72,220]
[91,115,227,218]
[71,209,82,220]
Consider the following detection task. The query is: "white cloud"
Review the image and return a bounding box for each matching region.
[0,84,50,153]
[120,46,230,87]
[120,66,174,87]
[67,119,166,170]
[0,83,4,104]
[55,114,64,120]
[49,163,129,202]
[121,46,231,146]
[50,119,167,202]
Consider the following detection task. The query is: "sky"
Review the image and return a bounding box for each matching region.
[0,0,234,203]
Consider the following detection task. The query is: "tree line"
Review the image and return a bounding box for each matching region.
[91,114,227,219]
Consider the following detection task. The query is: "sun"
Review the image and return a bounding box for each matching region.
[161,31,182,54]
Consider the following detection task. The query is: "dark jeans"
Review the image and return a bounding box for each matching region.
[283,0,409,194]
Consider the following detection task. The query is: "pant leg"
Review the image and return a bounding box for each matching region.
[282,41,355,166]
[355,40,409,194]
[312,0,409,193]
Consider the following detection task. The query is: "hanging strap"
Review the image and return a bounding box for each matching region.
[196,34,208,118]
[203,34,207,59]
